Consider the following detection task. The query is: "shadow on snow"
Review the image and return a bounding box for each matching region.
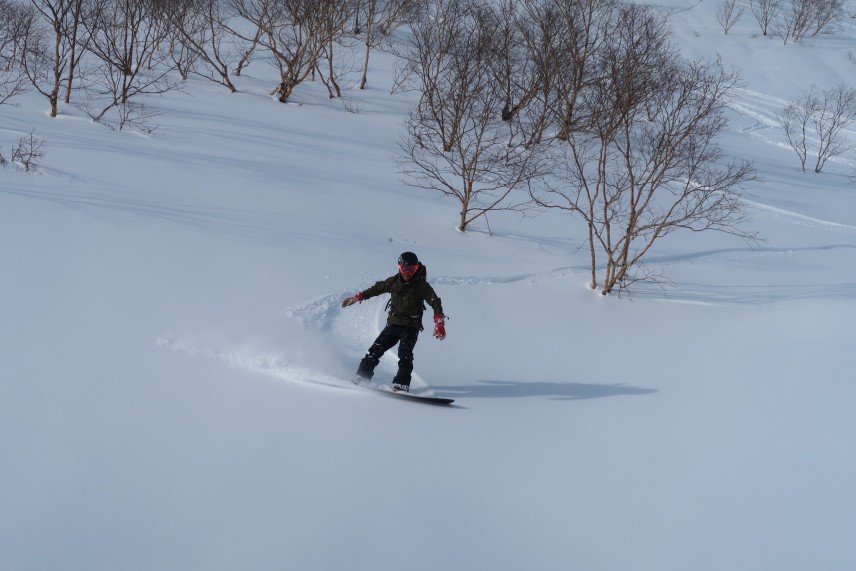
[433,379,657,401]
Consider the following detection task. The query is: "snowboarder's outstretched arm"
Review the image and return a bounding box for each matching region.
[341,276,395,308]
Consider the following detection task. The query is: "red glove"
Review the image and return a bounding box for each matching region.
[341,292,363,308]
[433,314,446,340]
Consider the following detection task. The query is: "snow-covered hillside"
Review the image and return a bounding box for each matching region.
[1,1,854,570]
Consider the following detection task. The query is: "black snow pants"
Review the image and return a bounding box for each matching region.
[356,324,420,387]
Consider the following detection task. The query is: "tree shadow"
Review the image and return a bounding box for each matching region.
[0,185,306,247]
[432,379,657,401]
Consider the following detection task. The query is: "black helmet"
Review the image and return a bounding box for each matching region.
[398,251,418,266]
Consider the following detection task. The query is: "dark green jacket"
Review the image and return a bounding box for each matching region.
[359,264,443,329]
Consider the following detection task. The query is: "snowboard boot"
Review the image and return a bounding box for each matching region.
[391,383,410,393]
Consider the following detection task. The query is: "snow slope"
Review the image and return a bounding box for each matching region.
[1,1,854,570]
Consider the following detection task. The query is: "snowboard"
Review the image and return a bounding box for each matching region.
[353,379,455,406]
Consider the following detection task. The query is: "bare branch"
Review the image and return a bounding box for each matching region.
[531,4,756,294]
[9,130,46,172]
[716,0,745,34]
[397,0,543,231]
[81,0,180,130]
[778,84,856,172]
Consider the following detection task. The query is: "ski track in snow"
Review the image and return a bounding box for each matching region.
[728,86,856,171]
[729,88,786,135]
[630,281,856,305]
[749,199,856,234]
[155,333,359,392]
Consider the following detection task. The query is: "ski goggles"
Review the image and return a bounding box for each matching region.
[398,263,419,276]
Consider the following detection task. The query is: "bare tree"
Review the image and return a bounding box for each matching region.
[777,87,818,171]
[811,84,856,172]
[0,60,28,107]
[0,0,32,106]
[749,0,780,36]
[166,0,245,92]
[778,0,817,44]
[357,0,381,89]
[778,84,856,172]
[82,0,179,130]
[226,0,266,76]
[160,0,203,80]
[232,0,345,103]
[775,0,843,44]
[17,0,80,117]
[11,129,46,171]
[0,1,23,68]
[809,0,845,36]
[397,0,542,231]
[551,0,624,143]
[488,0,556,145]
[62,0,87,103]
[315,0,357,99]
[356,0,419,89]
[532,5,756,294]
[717,0,745,34]
[1,129,46,172]
[488,0,621,146]
[0,2,44,172]
[376,0,419,35]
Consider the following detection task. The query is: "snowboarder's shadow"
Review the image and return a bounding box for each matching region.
[434,379,656,401]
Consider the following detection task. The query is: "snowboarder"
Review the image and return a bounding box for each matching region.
[341,252,446,393]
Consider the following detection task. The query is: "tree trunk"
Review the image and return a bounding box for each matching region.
[50,27,62,117]
[359,0,375,89]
